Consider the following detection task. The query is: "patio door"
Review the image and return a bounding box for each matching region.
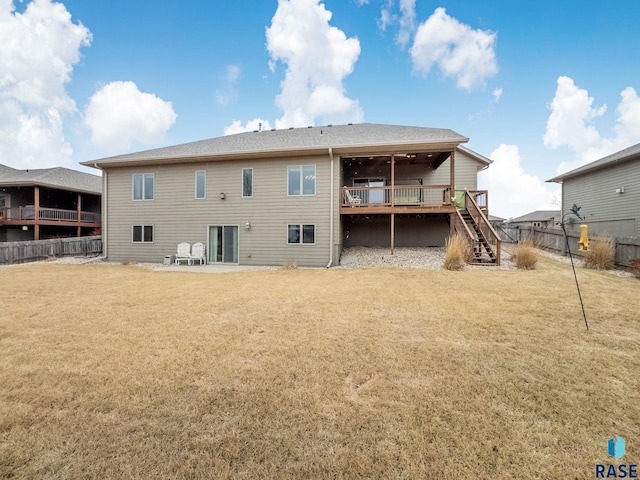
[208,225,239,263]
[353,178,385,204]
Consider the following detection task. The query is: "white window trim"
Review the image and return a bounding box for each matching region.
[287,223,316,245]
[132,225,154,243]
[242,168,253,198]
[132,173,154,201]
[195,170,206,199]
[287,165,316,196]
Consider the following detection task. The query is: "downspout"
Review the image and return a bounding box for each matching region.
[327,148,335,268]
[97,165,107,259]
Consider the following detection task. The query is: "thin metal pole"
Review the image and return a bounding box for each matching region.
[561,221,589,331]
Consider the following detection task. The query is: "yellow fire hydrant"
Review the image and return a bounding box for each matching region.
[579,224,589,251]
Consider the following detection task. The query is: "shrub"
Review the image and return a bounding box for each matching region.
[630,259,640,279]
[512,238,538,270]
[584,236,615,270]
[444,234,471,271]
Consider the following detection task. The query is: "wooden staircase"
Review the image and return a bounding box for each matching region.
[458,210,498,264]
[453,191,501,265]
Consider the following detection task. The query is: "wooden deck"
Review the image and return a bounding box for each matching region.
[0,206,100,228]
[340,186,489,214]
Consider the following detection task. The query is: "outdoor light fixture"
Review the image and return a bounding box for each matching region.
[245,221,251,230]
[219,192,225,199]
[615,187,625,194]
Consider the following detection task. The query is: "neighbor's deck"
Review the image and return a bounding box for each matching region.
[0,206,101,228]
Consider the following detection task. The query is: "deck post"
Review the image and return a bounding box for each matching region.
[391,212,395,255]
[391,154,395,207]
[34,186,40,241]
[449,149,455,200]
[77,193,82,237]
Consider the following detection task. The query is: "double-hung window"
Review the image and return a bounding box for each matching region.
[132,225,154,243]
[287,224,315,245]
[133,173,154,200]
[242,168,253,197]
[288,165,315,196]
[195,170,206,199]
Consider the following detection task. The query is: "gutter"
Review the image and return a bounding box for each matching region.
[327,148,335,268]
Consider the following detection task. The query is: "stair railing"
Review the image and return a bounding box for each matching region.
[464,191,501,265]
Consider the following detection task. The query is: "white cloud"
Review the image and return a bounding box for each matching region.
[478,144,559,219]
[0,0,91,168]
[410,7,498,90]
[84,81,176,153]
[376,0,415,47]
[396,0,416,47]
[493,87,503,103]
[224,118,272,136]
[265,0,363,129]
[544,76,640,173]
[215,64,241,106]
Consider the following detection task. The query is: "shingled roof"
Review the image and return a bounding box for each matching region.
[509,210,560,223]
[0,164,102,195]
[547,142,640,182]
[82,123,469,168]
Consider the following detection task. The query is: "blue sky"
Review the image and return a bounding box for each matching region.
[2,0,640,218]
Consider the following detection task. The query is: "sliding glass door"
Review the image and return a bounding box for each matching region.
[208,225,239,263]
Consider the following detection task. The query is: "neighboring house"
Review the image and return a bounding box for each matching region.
[488,214,505,228]
[508,210,560,229]
[548,142,640,238]
[0,164,102,242]
[82,123,500,266]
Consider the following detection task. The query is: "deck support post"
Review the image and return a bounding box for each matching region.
[391,154,395,207]
[390,154,396,255]
[450,149,455,199]
[77,193,82,237]
[391,212,395,255]
[34,186,40,241]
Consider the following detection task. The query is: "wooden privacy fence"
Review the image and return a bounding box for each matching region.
[0,236,102,265]
[504,226,640,267]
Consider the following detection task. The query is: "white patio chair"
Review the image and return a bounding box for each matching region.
[344,189,361,205]
[189,242,206,265]
[175,242,191,265]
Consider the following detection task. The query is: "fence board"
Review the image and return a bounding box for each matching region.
[503,226,640,267]
[0,236,102,265]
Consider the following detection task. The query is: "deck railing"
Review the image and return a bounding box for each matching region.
[342,185,453,208]
[0,206,100,224]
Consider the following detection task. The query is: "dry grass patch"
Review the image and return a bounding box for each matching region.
[511,238,539,270]
[0,259,639,479]
[584,236,615,270]
[443,234,472,270]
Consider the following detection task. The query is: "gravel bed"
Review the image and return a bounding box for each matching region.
[4,247,633,277]
[338,246,515,271]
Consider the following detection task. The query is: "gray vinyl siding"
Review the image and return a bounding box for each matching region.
[104,155,335,266]
[562,159,640,238]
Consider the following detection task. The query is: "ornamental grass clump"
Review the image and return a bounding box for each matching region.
[584,236,615,270]
[444,234,471,270]
[512,238,538,270]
